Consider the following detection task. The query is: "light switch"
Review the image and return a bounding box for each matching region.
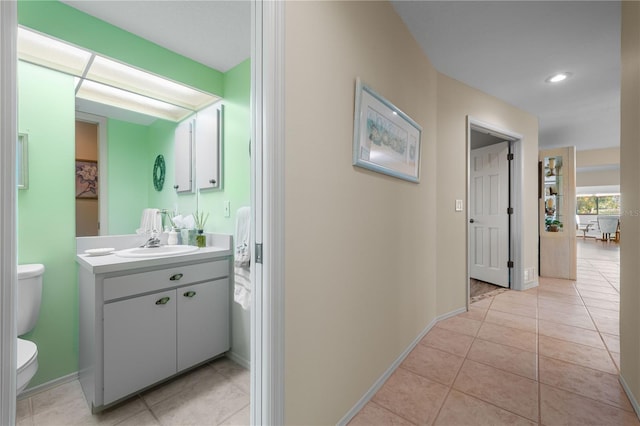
[224,201,231,218]
[455,199,463,212]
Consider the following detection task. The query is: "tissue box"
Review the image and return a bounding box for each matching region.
[180,229,197,246]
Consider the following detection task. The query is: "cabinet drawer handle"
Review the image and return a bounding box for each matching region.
[155,296,171,305]
[183,291,197,298]
[169,273,183,281]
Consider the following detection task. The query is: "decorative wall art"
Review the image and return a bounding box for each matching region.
[75,160,98,199]
[352,78,422,183]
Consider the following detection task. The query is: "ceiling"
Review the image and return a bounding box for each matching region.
[391,0,620,152]
[60,1,619,153]
[61,0,251,73]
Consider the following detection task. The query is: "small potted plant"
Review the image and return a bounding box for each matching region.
[193,211,209,248]
[546,218,563,232]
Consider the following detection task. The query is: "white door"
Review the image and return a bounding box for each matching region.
[469,142,509,287]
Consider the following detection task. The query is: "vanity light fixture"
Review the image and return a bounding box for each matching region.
[17,27,220,122]
[545,72,573,84]
[76,79,194,122]
[18,27,92,76]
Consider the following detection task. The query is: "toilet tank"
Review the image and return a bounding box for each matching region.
[17,264,44,336]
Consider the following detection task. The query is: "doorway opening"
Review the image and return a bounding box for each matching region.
[467,117,526,306]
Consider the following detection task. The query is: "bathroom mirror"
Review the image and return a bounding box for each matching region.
[17,133,28,190]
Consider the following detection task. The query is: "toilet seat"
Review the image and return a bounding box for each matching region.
[17,338,38,394]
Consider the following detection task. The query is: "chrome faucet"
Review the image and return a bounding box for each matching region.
[141,229,161,248]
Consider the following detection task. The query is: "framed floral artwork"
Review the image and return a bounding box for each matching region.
[76,160,98,199]
[352,78,422,183]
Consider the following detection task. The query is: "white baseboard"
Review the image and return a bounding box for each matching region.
[18,371,79,400]
[620,374,640,420]
[227,351,250,370]
[336,306,466,426]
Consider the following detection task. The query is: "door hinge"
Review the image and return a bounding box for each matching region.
[255,243,263,264]
[507,207,514,215]
[507,153,514,161]
[507,260,514,268]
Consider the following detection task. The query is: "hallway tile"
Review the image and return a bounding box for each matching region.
[538,320,605,349]
[434,390,536,426]
[476,322,537,352]
[578,289,620,302]
[401,345,464,386]
[483,309,537,333]
[489,300,537,319]
[602,333,620,353]
[372,367,448,425]
[540,384,640,425]
[591,314,620,335]
[466,339,537,380]
[582,296,619,311]
[419,327,474,357]
[453,360,538,421]
[538,336,617,374]
[539,356,633,411]
[348,402,414,426]
[538,307,596,330]
[435,315,482,337]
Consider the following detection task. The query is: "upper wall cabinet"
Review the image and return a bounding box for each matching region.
[174,101,224,194]
[174,119,194,193]
[196,102,224,191]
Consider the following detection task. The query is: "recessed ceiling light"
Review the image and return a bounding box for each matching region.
[545,72,573,84]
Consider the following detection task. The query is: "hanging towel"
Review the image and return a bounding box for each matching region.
[234,207,251,267]
[136,208,162,235]
[234,207,251,310]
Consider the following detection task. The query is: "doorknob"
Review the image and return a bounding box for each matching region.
[469,219,475,223]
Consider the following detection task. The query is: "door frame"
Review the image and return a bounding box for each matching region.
[75,112,108,236]
[0,1,18,424]
[467,116,526,307]
[250,0,285,424]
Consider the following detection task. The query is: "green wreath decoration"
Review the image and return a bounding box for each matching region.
[153,155,166,191]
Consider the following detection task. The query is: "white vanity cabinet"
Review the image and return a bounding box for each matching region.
[103,290,177,404]
[78,255,231,411]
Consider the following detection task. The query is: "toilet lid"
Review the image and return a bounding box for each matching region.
[17,264,45,279]
[17,338,37,372]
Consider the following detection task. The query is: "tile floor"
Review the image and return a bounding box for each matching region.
[350,239,638,425]
[16,357,250,426]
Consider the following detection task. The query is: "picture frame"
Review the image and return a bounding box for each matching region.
[76,160,98,199]
[352,78,422,183]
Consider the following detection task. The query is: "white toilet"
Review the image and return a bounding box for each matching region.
[17,264,44,395]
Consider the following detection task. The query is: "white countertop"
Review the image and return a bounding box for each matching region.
[77,246,232,275]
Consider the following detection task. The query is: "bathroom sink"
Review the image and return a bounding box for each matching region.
[115,245,199,258]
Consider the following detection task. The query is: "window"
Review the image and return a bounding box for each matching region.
[576,194,620,215]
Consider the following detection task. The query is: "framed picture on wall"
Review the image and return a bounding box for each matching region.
[76,160,98,199]
[352,78,422,183]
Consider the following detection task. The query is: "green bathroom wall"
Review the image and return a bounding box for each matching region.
[17,0,223,96]
[146,118,199,221]
[107,120,151,234]
[17,62,78,387]
[199,59,252,235]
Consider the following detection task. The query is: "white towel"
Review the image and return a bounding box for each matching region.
[234,207,251,267]
[234,206,251,310]
[136,208,162,235]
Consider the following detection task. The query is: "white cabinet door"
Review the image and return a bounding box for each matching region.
[196,102,223,191]
[177,279,230,371]
[174,119,194,193]
[103,290,177,404]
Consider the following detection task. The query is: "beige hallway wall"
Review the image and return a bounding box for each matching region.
[620,0,640,412]
[284,2,438,423]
